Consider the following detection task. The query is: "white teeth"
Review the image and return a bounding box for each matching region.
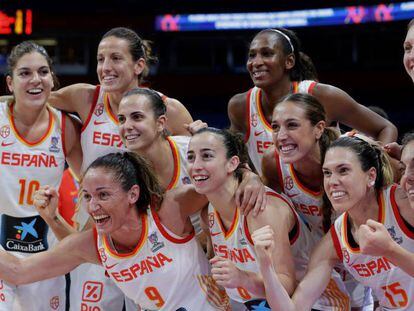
[28,88,42,94]
[332,191,346,198]
[280,145,296,152]
[103,76,116,81]
[125,134,140,140]
[93,215,110,222]
[193,176,208,181]
[408,189,414,195]
[253,71,267,77]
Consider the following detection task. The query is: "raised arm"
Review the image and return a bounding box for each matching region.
[0,229,98,285]
[164,97,193,136]
[253,227,339,311]
[49,83,97,122]
[313,83,397,144]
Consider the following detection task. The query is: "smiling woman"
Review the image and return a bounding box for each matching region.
[0,152,230,310]
[0,41,82,310]
[228,27,397,176]
[252,136,414,311]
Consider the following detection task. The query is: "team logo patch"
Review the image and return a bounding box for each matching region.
[1,215,49,254]
[50,296,59,310]
[0,125,10,138]
[284,176,294,191]
[148,232,165,252]
[181,176,191,185]
[94,103,104,117]
[208,213,215,228]
[239,236,247,246]
[82,281,103,303]
[251,113,258,128]
[342,248,350,263]
[387,226,403,244]
[49,136,60,153]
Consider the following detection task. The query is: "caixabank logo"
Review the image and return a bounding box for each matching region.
[1,215,49,253]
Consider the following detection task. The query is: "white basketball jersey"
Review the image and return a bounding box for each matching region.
[95,207,229,310]
[245,80,317,176]
[332,185,414,310]
[0,102,65,257]
[208,190,313,305]
[80,86,125,172]
[165,136,191,190]
[275,152,325,238]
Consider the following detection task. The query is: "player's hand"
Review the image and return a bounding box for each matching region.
[252,225,274,266]
[34,185,59,222]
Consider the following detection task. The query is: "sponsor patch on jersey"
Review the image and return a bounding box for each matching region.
[49,136,60,153]
[50,296,60,310]
[0,125,10,138]
[148,231,165,252]
[0,215,49,253]
[244,299,270,310]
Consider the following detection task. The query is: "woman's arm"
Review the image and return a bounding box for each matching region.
[64,113,83,178]
[253,226,339,311]
[49,83,96,122]
[261,146,283,192]
[313,83,397,144]
[359,219,414,277]
[228,92,248,134]
[0,229,98,285]
[164,97,193,136]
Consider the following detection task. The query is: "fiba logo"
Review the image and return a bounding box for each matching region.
[0,125,10,138]
[50,296,60,310]
[342,249,350,263]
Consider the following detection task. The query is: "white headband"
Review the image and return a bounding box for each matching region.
[270,29,294,54]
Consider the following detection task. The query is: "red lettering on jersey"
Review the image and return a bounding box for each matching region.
[351,257,392,278]
[1,152,58,167]
[256,141,272,154]
[110,252,173,282]
[93,131,123,148]
[213,243,255,264]
[296,204,321,216]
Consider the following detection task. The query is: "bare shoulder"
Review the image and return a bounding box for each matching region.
[164,96,193,136]
[50,83,97,120]
[262,146,282,191]
[228,91,249,133]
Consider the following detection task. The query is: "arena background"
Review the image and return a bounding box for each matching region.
[0,0,412,138]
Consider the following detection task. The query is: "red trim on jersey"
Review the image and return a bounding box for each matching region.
[92,227,103,265]
[165,137,179,190]
[330,225,343,261]
[307,82,317,95]
[390,184,414,239]
[245,88,253,143]
[151,206,195,244]
[292,81,299,93]
[10,105,53,146]
[61,112,67,157]
[274,152,285,192]
[256,88,272,131]
[289,164,322,197]
[214,208,239,239]
[103,213,148,258]
[104,93,119,125]
[81,85,100,132]
[266,191,300,245]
